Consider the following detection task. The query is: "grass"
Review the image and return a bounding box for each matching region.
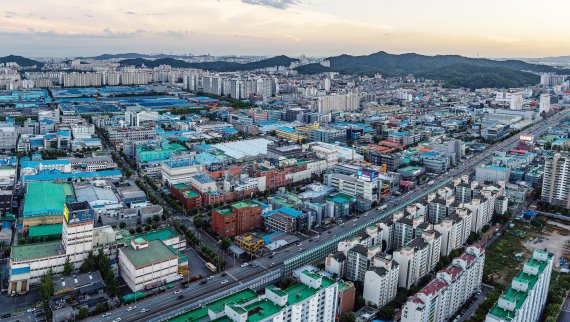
[484,222,543,288]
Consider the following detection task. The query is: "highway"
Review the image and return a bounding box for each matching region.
[86,112,566,322]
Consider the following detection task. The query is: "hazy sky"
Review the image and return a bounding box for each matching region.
[1,0,569,58]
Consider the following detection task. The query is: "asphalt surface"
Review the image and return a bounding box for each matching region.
[457,284,493,322]
[558,291,570,322]
[85,112,566,322]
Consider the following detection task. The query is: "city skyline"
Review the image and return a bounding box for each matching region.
[2,0,570,58]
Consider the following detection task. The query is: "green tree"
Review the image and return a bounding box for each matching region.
[3,246,10,257]
[339,312,356,322]
[220,237,231,250]
[119,221,127,229]
[194,215,204,229]
[63,256,73,276]
[77,307,89,320]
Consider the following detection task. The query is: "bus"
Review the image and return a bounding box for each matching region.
[205,262,217,273]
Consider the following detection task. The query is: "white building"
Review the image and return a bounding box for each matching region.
[485,250,553,322]
[118,238,179,292]
[161,159,203,186]
[8,201,95,294]
[541,153,570,208]
[213,270,339,322]
[401,244,485,322]
[327,172,382,202]
[539,94,551,114]
[363,255,400,308]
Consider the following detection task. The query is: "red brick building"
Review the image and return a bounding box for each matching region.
[337,280,356,315]
[211,200,262,238]
[170,183,202,209]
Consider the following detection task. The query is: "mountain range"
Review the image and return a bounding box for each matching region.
[2,51,569,89]
[0,55,43,67]
[118,55,299,72]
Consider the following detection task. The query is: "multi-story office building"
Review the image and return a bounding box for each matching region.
[401,244,485,322]
[211,201,263,238]
[161,159,203,186]
[9,201,95,294]
[119,238,179,292]
[327,173,381,202]
[485,250,553,322]
[106,126,157,147]
[541,153,570,208]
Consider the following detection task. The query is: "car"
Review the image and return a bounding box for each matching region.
[101,312,112,318]
[177,294,185,300]
[141,308,149,313]
[207,275,214,280]
[352,224,356,227]
[112,319,122,322]
[296,243,302,247]
[285,249,289,252]
[200,280,207,285]
[221,279,229,285]
[1,313,11,319]
[268,255,273,259]
[363,214,368,217]
[221,272,228,277]
[174,289,182,294]
[353,218,357,222]
[241,263,249,268]
[327,231,332,234]
[27,308,35,313]
[126,306,136,311]
[182,283,190,288]
[309,238,313,242]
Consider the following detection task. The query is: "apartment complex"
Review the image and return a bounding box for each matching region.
[485,250,553,322]
[401,244,485,322]
[541,153,570,208]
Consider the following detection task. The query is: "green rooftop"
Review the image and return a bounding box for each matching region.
[244,299,282,322]
[23,182,74,217]
[28,224,62,238]
[232,200,257,209]
[12,240,62,261]
[215,207,234,216]
[120,239,177,268]
[169,289,258,322]
[137,227,179,242]
[488,252,553,321]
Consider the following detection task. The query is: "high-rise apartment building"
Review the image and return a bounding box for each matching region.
[401,244,485,322]
[485,250,553,322]
[541,153,570,208]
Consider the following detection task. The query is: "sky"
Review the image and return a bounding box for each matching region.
[1,0,569,58]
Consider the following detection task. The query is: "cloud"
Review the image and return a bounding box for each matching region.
[241,0,300,9]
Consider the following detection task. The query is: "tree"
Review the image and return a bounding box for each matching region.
[3,246,10,257]
[220,237,231,250]
[119,221,127,229]
[63,256,73,276]
[194,215,204,229]
[77,307,89,320]
[339,312,356,322]
[279,277,296,289]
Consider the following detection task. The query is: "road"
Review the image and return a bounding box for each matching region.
[86,112,566,322]
[558,291,570,322]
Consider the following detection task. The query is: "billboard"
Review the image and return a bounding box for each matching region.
[357,170,379,182]
[64,204,94,224]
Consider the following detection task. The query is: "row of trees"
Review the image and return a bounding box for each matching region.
[80,251,119,296]
[174,222,226,270]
